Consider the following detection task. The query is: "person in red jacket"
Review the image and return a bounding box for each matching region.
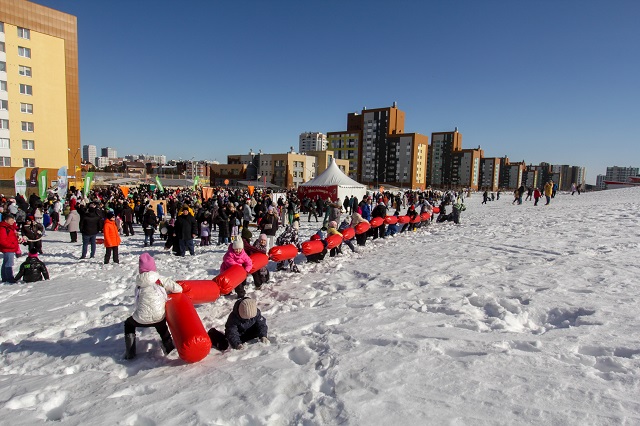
[0,214,22,283]
[103,211,121,264]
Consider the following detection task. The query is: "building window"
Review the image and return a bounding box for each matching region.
[20,103,33,114]
[0,157,10,167]
[0,62,6,73]
[0,138,9,148]
[0,99,7,111]
[0,119,8,129]
[18,27,30,39]
[20,84,33,95]
[19,65,32,77]
[0,42,4,53]
[18,46,31,58]
[22,140,35,150]
[0,22,4,33]
[21,121,34,132]
[0,80,6,91]
[23,158,36,167]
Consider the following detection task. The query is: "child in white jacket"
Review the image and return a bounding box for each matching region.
[123,252,183,360]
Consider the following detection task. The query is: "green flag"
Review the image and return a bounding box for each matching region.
[37,169,48,200]
[83,172,95,197]
[155,175,164,192]
[193,175,199,190]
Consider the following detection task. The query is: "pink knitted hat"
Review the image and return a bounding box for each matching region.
[139,253,157,273]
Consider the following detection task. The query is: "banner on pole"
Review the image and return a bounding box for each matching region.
[57,166,68,199]
[29,167,39,187]
[155,176,164,192]
[37,169,48,200]
[83,172,95,197]
[14,167,27,196]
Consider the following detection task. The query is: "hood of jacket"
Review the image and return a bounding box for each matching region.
[136,271,161,288]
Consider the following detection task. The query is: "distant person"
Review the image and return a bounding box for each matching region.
[544,181,554,205]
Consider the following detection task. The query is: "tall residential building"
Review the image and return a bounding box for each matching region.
[385,133,429,190]
[82,144,96,163]
[451,148,483,190]
[299,132,327,153]
[0,0,80,192]
[479,157,501,191]
[359,104,405,186]
[101,147,117,159]
[605,166,638,182]
[428,129,463,188]
[499,158,525,189]
[327,130,360,180]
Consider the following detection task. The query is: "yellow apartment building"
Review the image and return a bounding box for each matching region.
[0,0,79,194]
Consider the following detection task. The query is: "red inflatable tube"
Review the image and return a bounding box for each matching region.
[410,215,421,224]
[421,212,431,221]
[398,215,411,224]
[269,244,299,262]
[302,240,325,256]
[165,293,211,363]
[325,234,343,250]
[178,280,221,304]
[214,264,248,295]
[384,215,398,225]
[432,206,440,214]
[342,227,355,240]
[355,222,371,235]
[248,253,269,274]
[370,217,384,228]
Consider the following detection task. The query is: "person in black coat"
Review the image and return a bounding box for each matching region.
[142,205,158,247]
[174,207,197,256]
[79,204,102,259]
[216,202,230,245]
[371,201,387,239]
[15,247,49,282]
[207,298,269,351]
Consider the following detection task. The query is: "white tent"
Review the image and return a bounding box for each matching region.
[298,158,367,202]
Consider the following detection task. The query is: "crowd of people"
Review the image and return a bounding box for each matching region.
[1,184,470,359]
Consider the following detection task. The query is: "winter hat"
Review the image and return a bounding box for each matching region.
[139,253,157,273]
[328,221,337,229]
[232,239,244,250]
[259,233,268,242]
[106,211,115,219]
[238,298,257,319]
[241,228,252,241]
[268,206,275,213]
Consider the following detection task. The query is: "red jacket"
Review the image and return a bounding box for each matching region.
[103,219,121,248]
[0,221,20,253]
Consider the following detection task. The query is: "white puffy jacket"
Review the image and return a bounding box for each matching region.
[132,271,182,325]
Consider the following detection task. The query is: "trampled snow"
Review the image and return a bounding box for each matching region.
[1,188,639,425]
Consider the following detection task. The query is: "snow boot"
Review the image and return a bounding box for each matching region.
[161,337,175,355]
[124,333,136,360]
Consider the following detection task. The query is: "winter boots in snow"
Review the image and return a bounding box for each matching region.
[124,333,136,360]
[161,337,175,355]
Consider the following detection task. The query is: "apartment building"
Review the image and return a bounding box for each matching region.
[299,132,327,153]
[0,0,79,192]
[101,147,117,159]
[385,133,429,190]
[451,148,483,191]
[326,131,360,180]
[428,129,463,188]
[82,144,96,163]
[479,157,501,191]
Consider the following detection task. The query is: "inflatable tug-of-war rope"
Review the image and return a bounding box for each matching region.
[167,211,435,363]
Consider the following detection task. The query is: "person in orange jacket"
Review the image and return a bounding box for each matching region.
[103,211,121,264]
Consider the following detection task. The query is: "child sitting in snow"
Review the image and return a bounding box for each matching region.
[14,246,49,283]
[307,226,329,263]
[242,232,270,289]
[207,298,269,351]
[385,210,400,237]
[123,253,183,360]
[326,221,342,257]
[220,239,253,299]
[338,219,356,252]
[275,224,301,272]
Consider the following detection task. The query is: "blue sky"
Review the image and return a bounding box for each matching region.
[38,0,640,184]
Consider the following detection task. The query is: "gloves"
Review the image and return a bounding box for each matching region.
[259,337,270,344]
[234,344,245,350]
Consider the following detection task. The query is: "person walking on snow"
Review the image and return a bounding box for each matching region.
[103,211,121,264]
[123,253,183,360]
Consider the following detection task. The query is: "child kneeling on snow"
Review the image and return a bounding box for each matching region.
[208,297,269,351]
[15,246,49,282]
[123,253,183,360]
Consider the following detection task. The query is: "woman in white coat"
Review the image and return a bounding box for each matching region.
[65,208,81,243]
[123,253,183,360]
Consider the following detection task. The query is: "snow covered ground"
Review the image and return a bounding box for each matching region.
[1,188,639,425]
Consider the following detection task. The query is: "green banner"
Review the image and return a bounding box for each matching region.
[83,172,95,197]
[193,175,199,190]
[14,167,27,196]
[155,175,164,192]
[37,169,48,200]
